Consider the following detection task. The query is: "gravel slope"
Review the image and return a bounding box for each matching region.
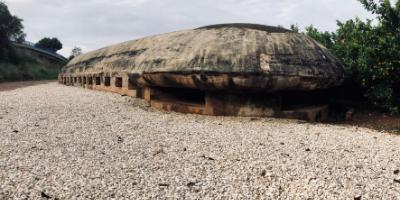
[0,82,400,199]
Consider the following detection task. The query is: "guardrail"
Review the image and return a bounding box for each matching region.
[12,41,68,62]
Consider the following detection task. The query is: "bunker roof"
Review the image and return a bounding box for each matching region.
[62,23,344,89]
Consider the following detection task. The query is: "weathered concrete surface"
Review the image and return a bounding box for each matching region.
[62,23,344,91]
[140,73,339,92]
[141,86,328,122]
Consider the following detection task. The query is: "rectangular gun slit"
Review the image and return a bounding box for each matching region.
[95,77,101,85]
[115,77,123,88]
[105,77,111,86]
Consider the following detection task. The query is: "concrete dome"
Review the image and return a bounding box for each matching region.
[62,23,344,92]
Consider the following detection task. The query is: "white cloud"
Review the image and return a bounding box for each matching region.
[4,0,374,57]
[112,0,149,7]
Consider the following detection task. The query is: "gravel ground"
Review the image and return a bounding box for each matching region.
[1,82,400,199]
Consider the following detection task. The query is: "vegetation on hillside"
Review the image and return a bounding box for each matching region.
[292,0,400,113]
[0,1,63,83]
[0,59,59,82]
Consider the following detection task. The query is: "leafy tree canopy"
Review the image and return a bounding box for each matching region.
[359,0,400,32]
[35,37,63,53]
[0,1,26,59]
[0,2,25,43]
[305,25,335,49]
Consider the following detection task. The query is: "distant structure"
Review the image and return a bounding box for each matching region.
[59,23,344,122]
[12,41,67,64]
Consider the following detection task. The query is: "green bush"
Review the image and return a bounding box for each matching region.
[332,18,400,113]
[295,0,400,113]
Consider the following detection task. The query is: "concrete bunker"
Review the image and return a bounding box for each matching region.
[59,23,344,122]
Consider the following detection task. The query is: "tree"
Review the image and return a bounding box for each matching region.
[35,37,63,53]
[290,24,299,33]
[0,2,25,43]
[304,25,335,49]
[293,0,400,113]
[69,46,82,60]
[0,1,26,58]
[359,0,400,32]
[334,0,400,113]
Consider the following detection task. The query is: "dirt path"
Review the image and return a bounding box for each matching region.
[0,80,56,92]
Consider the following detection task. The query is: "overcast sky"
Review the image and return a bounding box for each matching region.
[4,0,374,57]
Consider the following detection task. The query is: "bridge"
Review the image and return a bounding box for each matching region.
[12,41,68,63]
